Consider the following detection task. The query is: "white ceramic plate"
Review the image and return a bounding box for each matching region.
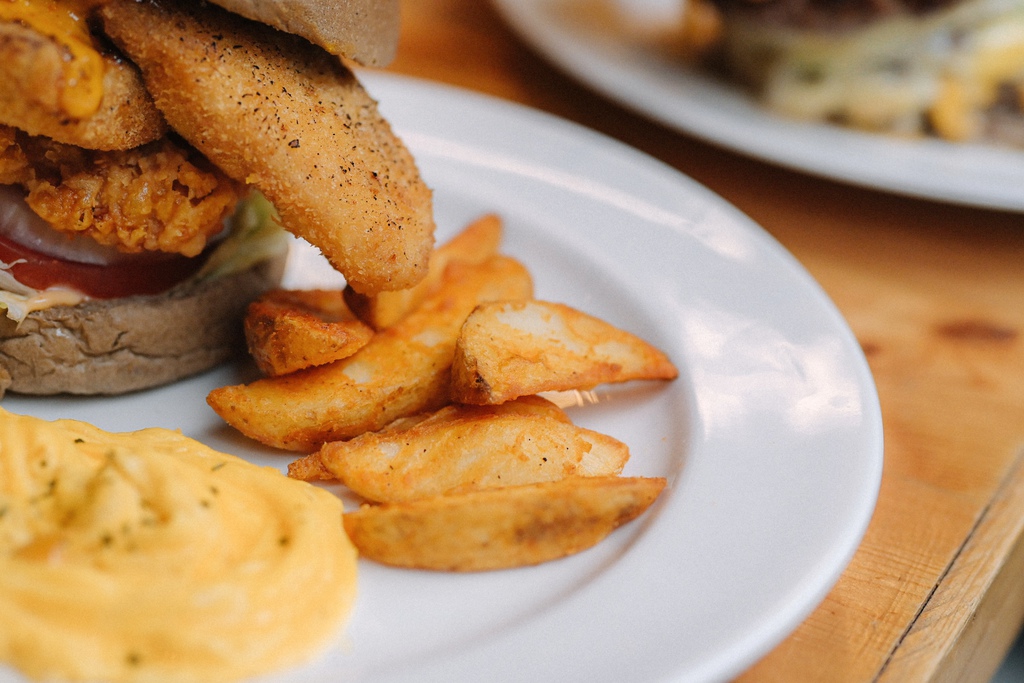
[1,72,883,683]
[491,0,1024,212]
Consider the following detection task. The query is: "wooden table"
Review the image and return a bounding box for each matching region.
[388,1,1024,680]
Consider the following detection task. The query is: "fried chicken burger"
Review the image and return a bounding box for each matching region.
[705,0,1024,144]
[0,0,435,397]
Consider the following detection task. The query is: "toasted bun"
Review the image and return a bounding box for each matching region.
[0,253,287,398]
[205,0,400,66]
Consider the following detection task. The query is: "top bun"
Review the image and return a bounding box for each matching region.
[205,0,401,66]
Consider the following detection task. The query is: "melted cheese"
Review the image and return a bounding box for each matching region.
[0,0,107,118]
[0,408,358,683]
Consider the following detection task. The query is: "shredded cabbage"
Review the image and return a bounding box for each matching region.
[193,191,290,282]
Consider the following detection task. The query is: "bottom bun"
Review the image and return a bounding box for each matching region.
[0,253,287,398]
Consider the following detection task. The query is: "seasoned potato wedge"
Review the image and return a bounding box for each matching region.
[342,476,667,571]
[287,451,335,481]
[207,256,533,451]
[288,394,571,481]
[345,213,503,330]
[450,299,678,404]
[291,396,629,501]
[244,289,374,376]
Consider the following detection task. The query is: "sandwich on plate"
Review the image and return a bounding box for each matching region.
[701,0,1024,144]
[0,0,434,397]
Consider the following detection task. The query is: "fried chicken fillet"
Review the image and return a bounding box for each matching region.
[0,2,166,151]
[0,0,243,258]
[0,0,424,397]
[1,125,243,256]
[99,0,435,294]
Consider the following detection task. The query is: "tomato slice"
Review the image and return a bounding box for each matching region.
[0,232,209,299]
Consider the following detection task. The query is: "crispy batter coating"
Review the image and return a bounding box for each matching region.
[2,125,243,256]
[0,20,167,151]
[244,288,374,376]
[98,0,435,294]
[0,126,29,185]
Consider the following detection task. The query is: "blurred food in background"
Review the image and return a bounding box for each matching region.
[566,0,1024,146]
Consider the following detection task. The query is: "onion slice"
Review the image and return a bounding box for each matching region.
[0,185,210,298]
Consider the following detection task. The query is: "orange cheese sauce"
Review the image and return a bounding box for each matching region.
[0,408,359,682]
[0,0,107,118]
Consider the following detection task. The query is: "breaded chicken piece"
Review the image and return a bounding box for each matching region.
[0,20,167,151]
[0,126,29,185]
[2,125,243,256]
[99,0,435,294]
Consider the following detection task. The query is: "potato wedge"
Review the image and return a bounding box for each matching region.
[244,289,374,376]
[345,213,503,330]
[286,450,335,481]
[450,299,678,404]
[288,394,570,481]
[292,396,629,501]
[288,394,573,481]
[207,256,533,451]
[342,476,667,571]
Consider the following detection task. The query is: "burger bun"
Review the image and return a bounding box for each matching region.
[205,0,401,65]
[0,253,287,398]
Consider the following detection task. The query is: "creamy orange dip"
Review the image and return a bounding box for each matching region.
[0,408,358,683]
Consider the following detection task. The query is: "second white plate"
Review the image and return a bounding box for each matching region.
[492,0,1024,212]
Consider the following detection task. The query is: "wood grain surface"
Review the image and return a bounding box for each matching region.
[389,1,1024,680]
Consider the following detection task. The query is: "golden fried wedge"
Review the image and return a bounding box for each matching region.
[244,289,373,376]
[450,300,679,404]
[345,213,504,330]
[207,256,533,451]
[293,397,629,501]
[288,394,570,481]
[99,0,434,294]
[287,451,335,482]
[343,476,667,571]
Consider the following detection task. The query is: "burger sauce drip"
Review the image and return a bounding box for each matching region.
[0,0,108,118]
